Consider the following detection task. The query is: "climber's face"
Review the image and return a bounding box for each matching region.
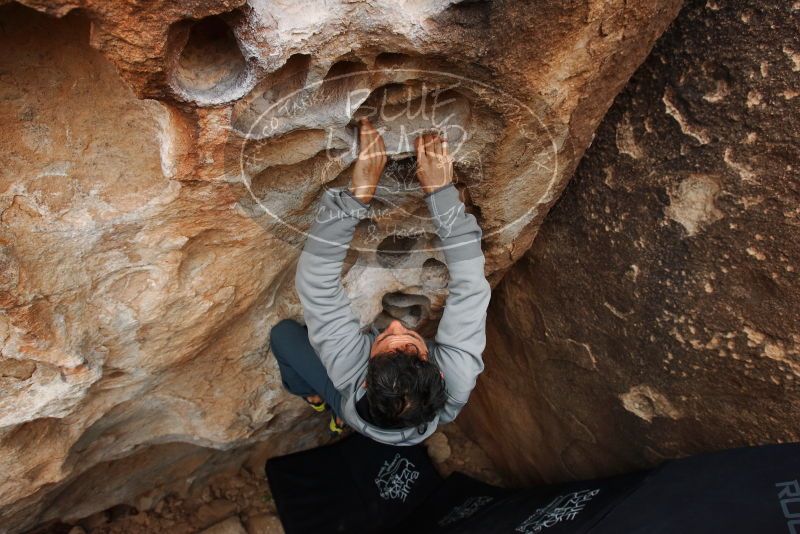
[370,320,429,360]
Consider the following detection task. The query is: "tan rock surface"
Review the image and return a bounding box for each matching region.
[0,0,680,531]
[460,0,800,485]
[199,516,248,534]
[244,513,284,534]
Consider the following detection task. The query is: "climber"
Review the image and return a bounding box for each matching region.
[269,118,490,445]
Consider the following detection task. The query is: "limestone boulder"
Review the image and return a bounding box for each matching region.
[0,0,680,531]
[461,0,800,485]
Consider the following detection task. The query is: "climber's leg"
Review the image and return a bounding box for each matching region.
[269,319,343,417]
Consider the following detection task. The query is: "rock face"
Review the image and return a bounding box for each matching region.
[0,0,680,531]
[460,0,800,485]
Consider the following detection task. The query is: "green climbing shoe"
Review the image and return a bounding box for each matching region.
[305,398,327,413]
[329,414,344,435]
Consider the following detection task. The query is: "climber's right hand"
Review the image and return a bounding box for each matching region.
[415,133,453,195]
[349,118,387,204]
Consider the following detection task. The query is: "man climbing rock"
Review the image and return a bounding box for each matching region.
[270,118,490,445]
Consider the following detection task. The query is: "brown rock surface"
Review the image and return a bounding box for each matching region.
[0,0,680,531]
[199,516,248,534]
[461,0,800,485]
[244,513,284,534]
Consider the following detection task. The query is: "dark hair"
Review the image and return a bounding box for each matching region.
[366,349,447,430]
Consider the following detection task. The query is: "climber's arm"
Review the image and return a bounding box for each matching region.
[426,184,491,423]
[295,189,372,390]
[415,134,491,424]
[294,119,386,390]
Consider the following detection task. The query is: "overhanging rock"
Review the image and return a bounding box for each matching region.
[0,1,681,531]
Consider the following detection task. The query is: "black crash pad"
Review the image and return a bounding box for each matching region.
[391,469,648,534]
[266,435,800,534]
[265,433,442,533]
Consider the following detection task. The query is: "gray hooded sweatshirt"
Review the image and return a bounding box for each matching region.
[295,183,491,446]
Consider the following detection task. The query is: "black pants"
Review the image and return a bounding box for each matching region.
[270,319,343,417]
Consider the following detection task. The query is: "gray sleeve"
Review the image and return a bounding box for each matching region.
[295,187,372,390]
[424,184,492,424]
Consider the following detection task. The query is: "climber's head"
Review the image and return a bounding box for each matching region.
[370,319,428,359]
[366,320,446,429]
